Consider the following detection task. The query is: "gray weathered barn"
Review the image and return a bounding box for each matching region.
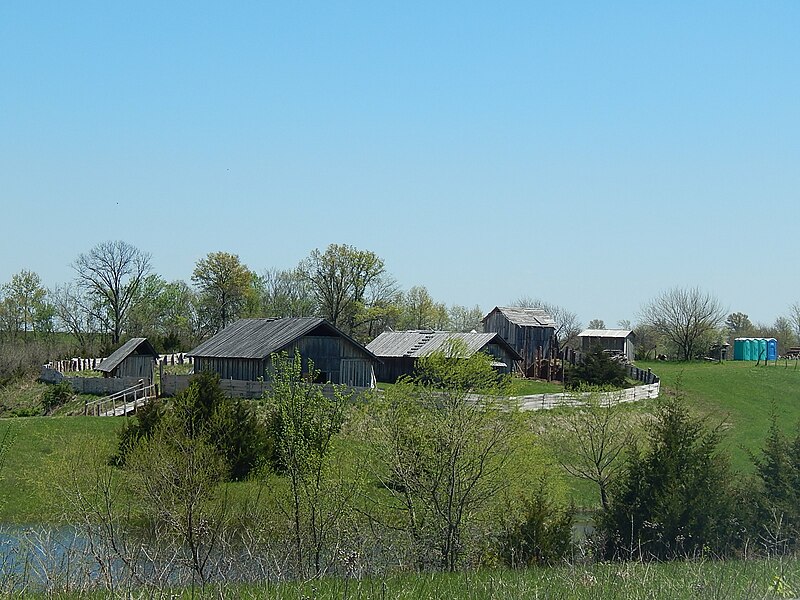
[577,329,636,361]
[366,330,522,383]
[482,306,556,377]
[96,338,159,380]
[188,317,379,387]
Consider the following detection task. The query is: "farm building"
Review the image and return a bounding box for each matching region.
[188,317,379,387]
[482,306,556,376]
[96,337,159,380]
[577,329,636,362]
[366,330,522,383]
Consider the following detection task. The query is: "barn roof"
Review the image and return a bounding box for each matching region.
[366,330,522,361]
[188,318,380,361]
[578,329,635,339]
[482,306,556,328]
[97,338,159,373]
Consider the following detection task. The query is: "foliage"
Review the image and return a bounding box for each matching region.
[565,347,628,390]
[498,483,574,567]
[365,341,522,571]
[41,381,75,413]
[639,286,725,361]
[598,395,743,560]
[253,268,317,318]
[192,251,254,333]
[726,312,754,337]
[263,350,353,577]
[0,270,52,338]
[114,372,268,481]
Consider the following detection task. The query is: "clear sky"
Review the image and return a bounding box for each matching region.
[2,2,799,327]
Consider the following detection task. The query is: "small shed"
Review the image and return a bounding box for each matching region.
[577,329,636,362]
[96,338,159,380]
[482,306,556,377]
[188,317,380,387]
[366,330,522,383]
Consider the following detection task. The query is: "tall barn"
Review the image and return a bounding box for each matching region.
[482,306,556,377]
[366,330,522,383]
[96,338,159,380]
[188,317,379,387]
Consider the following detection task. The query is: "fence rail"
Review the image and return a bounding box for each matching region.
[84,381,156,417]
[509,382,660,411]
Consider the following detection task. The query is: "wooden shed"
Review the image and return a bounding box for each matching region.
[188,317,379,388]
[96,338,159,380]
[366,330,522,383]
[577,329,636,362]
[482,306,556,377]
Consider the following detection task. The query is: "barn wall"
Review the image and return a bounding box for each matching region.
[484,312,553,366]
[194,357,265,381]
[116,356,154,380]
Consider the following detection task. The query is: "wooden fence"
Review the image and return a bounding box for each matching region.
[510,382,660,412]
[47,353,194,374]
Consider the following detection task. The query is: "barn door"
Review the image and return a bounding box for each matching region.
[340,359,373,388]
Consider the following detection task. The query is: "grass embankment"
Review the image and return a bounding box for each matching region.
[0,416,125,522]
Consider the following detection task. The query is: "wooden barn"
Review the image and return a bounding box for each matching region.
[578,329,636,362]
[96,338,159,380]
[482,306,556,377]
[366,330,522,383]
[188,317,379,388]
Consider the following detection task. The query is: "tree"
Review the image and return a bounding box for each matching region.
[51,282,103,355]
[192,251,253,332]
[263,350,353,577]
[298,244,398,339]
[638,287,725,361]
[587,319,606,330]
[254,268,316,318]
[0,270,51,338]
[789,302,800,345]
[448,304,484,333]
[598,396,741,560]
[565,347,628,390]
[512,296,582,350]
[725,312,754,337]
[399,286,448,330]
[365,341,522,571]
[72,241,152,345]
[548,395,636,510]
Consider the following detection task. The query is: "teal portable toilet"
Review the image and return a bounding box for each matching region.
[767,338,778,361]
[733,338,745,360]
[743,339,753,361]
[757,338,768,361]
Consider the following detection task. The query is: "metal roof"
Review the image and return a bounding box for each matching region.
[96,338,159,373]
[188,318,379,361]
[482,306,556,328]
[366,330,522,361]
[578,329,635,339]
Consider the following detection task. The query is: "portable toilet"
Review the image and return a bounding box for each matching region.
[742,338,752,361]
[767,338,778,361]
[757,338,768,361]
[733,338,745,361]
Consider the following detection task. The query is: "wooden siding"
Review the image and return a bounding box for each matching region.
[114,355,155,380]
[483,311,554,366]
[194,357,265,381]
[580,336,635,361]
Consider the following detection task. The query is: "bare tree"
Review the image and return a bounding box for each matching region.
[639,286,725,361]
[51,283,102,355]
[72,241,152,345]
[789,303,800,346]
[512,296,582,349]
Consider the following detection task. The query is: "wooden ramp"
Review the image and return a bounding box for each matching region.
[85,381,157,417]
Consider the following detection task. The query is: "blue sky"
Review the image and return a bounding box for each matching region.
[2,2,799,327]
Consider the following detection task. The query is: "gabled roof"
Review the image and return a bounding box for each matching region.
[97,338,159,373]
[188,318,380,361]
[366,330,522,361]
[482,306,556,328]
[578,328,635,339]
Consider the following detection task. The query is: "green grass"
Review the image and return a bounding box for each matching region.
[0,416,125,522]
[637,359,800,472]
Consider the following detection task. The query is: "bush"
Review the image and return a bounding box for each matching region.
[565,347,627,390]
[597,395,744,560]
[42,381,74,413]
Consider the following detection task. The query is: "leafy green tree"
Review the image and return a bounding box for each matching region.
[0,270,51,338]
[565,347,627,390]
[587,319,606,330]
[398,285,448,330]
[192,251,254,332]
[365,341,523,571]
[725,312,754,337]
[254,268,317,318]
[447,304,484,332]
[599,396,741,560]
[263,350,352,577]
[72,240,153,345]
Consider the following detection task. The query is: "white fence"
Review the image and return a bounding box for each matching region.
[510,382,660,411]
[47,353,194,374]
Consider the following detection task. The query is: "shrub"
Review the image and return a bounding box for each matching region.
[42,381,74,413]
[565,347,627,390]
